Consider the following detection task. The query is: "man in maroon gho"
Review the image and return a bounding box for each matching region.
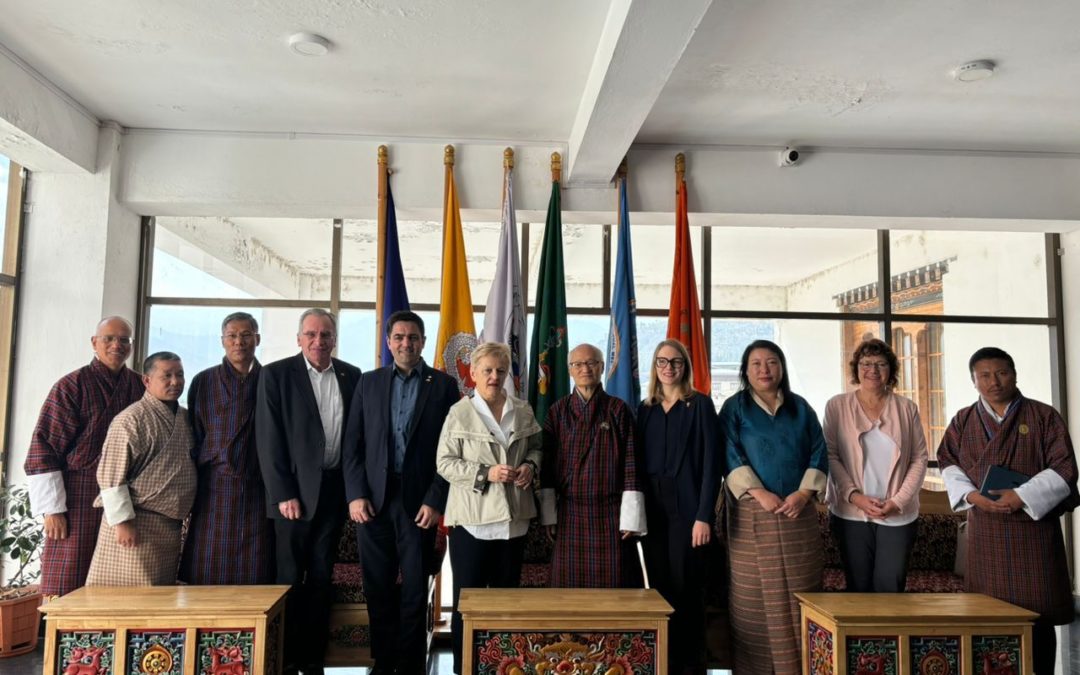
[24,316,144,597]
[938,346,1079,675]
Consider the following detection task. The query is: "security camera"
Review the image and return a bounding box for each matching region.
[779,147,801,167]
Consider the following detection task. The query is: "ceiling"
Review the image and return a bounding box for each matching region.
[3,0,1080,156]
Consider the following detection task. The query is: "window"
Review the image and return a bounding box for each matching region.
[0,156,26,469]
[139,216,1065,494]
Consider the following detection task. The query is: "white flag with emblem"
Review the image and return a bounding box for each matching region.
[481,162,527,398]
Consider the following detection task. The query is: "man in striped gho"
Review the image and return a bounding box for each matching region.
[179,312,274,585]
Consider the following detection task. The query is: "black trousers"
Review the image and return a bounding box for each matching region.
[1033,619,1056,675]
[644,477,708,674]
[356,476,437,674]
[274,469,345,670]
[448,527,526,675]
[831,515,918,593]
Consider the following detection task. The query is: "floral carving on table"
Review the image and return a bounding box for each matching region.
[472,631,657,675]
[806,620,833,675]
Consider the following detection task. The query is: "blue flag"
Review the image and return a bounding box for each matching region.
[380,179,410,366]
[606,176,640,407]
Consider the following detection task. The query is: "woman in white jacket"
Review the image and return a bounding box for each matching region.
[436,342,543,675]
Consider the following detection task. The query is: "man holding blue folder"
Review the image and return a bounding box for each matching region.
[938,347,1079,675]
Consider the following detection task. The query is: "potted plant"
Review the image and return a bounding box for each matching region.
[0,484,44,658]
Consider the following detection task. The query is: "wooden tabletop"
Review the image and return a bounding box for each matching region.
[458,588,672,618]
[40,585,290,617]
[796,593,1038,623]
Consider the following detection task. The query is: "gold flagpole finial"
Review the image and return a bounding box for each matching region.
[444,144,455,167]
[617,156,628,180]
[551,152,562,183]
[378,145,388,166]
[504,147,514,170]
[675,153,685,181]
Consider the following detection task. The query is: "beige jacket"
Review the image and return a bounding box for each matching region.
[823,390,928,519]
[436,396,543,528]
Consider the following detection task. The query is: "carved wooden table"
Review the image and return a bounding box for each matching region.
[459,588,672,675]
[796,592,1037,674]
[39,585,289,675]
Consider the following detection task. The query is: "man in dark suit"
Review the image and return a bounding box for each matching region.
[257,308,361,675]
[343,310,459,675]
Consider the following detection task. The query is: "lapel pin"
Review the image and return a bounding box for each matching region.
[600,421,610,430]
[1019,423,1029,435]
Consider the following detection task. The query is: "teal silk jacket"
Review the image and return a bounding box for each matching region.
[719,389,828,497]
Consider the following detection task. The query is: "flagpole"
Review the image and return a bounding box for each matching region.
[444,145,454,253]
[503,147,514,203]
[376,145,389,366]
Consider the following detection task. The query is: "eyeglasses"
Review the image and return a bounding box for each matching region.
[300,331,335,340]
[655,357,686,370]
[96,335,133,346]
[569,359,602,370]
[858,360,889,371]
[223,332,257,342]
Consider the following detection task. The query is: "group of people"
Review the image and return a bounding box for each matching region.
[22,309,1079,675]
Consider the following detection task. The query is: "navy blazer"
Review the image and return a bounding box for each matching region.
[636,391,723,524]
[342,362,459,516]
[256,353,361,520]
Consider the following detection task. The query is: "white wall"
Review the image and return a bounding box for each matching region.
[5,126,140,489]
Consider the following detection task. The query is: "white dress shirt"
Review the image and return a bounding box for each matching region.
[306,359,344,469]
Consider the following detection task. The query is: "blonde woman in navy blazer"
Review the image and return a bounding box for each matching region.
[636,339,722,675]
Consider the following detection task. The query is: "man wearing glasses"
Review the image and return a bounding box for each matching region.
[179,312,274,585]
[25,316,145,598]
[539,343,646,588]
[257,308,360,675]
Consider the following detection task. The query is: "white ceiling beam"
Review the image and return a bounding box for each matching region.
[0,42,99,173]
[565,0,713,186]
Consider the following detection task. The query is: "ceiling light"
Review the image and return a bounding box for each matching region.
[953,60,995,82]
[289,32,332,57]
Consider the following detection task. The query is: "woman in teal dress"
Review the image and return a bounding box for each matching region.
[719,339,828,675]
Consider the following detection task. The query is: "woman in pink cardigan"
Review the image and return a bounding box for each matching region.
[823,338,928,592]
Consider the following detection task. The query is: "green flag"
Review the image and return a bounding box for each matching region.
[528,180,569,424]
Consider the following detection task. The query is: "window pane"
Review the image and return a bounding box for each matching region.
[711,319,882,415]
[152,217,333,300]
[891,322,1053,461]
[889,230,1047,317]
[611,224,702,311]
[337,309,379,373]
[0,284,14,455]
[146,305,313,377]
[712,227,880,312]
[532,224,604,309]
[344,220,530,308]
[0,155,9,264]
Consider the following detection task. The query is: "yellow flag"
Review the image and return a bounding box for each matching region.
[434,146,477,396]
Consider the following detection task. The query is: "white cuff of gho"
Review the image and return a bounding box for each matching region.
[619,490,647,535]
[100,484,136,525]
[28,471,67,515]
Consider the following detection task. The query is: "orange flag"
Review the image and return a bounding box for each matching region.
[667,154,711,395]
[433,145,478,396]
